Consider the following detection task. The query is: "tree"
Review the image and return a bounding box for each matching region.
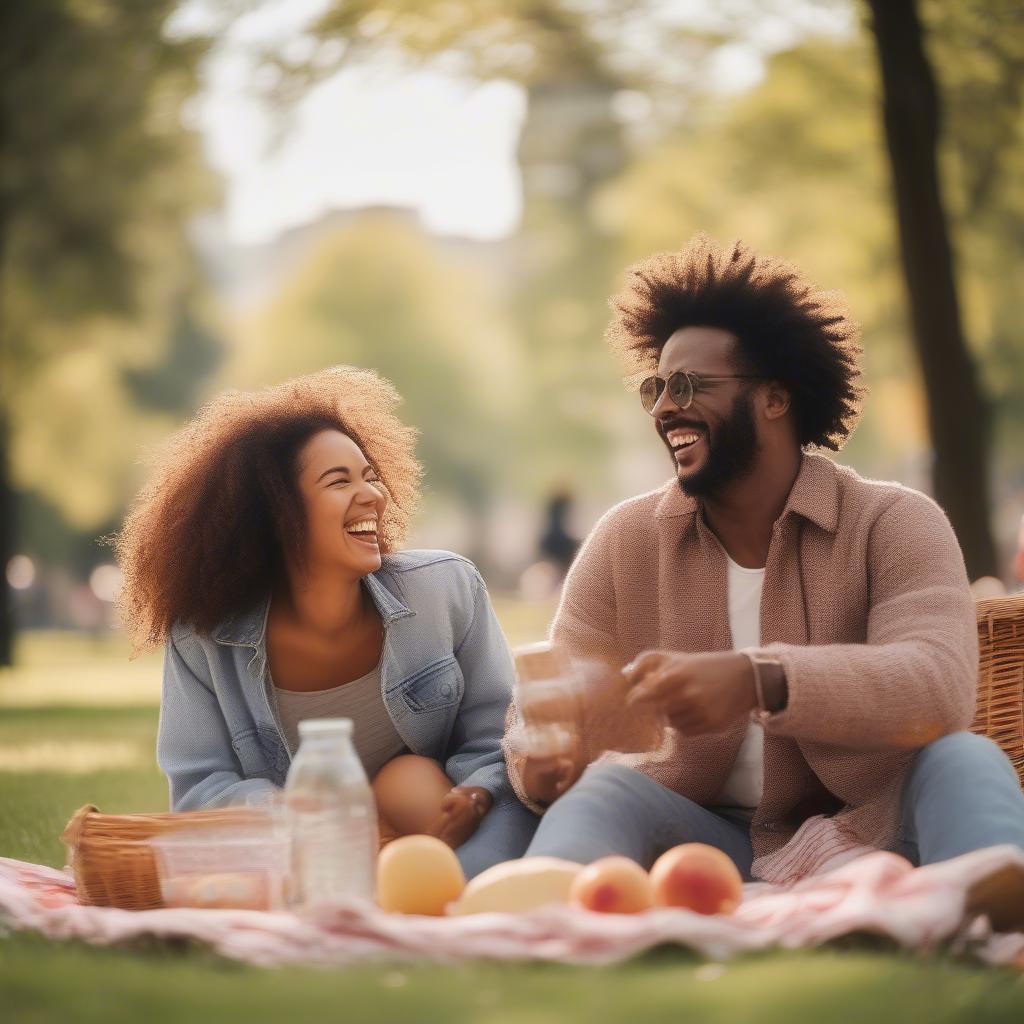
[919,0,1024,481]
[0,1,218,663]
[866,0,997,578]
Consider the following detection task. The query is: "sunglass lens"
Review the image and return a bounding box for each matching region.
[639,376,663,413]
[667,372,693,408]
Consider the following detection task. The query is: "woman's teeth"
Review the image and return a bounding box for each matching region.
[346,519,378,535]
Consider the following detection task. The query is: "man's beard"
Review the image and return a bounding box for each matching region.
[676,389,759,499]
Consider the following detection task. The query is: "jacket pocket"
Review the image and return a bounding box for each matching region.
[400,655,464,714]
[257,724,291,780]
[230,727,272,780]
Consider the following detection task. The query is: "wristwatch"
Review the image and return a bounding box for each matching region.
[746,653,785,713]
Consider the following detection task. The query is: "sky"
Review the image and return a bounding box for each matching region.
[174,0,854,246]
[175,0,527,243]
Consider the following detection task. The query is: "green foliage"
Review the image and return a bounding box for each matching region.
[1,0,213,339]
[923,0,1024,224]
[10,333,180,530]
[920,0,1024,449]
[0,1,224,545]
[273,0,617,97]
[122,290,224,413]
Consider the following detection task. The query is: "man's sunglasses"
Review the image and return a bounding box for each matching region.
[638,371,766,415]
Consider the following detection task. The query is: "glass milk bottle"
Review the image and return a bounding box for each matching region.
[285,718,378,908]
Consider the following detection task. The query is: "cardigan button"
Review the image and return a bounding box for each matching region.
[440,684,453,698]
[762,821,778,832]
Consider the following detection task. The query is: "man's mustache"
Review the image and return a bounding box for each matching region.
[658,416,706,436]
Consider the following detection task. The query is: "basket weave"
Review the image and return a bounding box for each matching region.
[972,592,1024,790]
[60,805,269,910]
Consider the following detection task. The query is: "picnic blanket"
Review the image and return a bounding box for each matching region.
[2,847,1023,968]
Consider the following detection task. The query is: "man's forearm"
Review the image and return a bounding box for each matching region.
[756,639,976,749]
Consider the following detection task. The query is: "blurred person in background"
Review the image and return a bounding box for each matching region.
[115,367,537,878]
[520,487,582,601]
[539,487,581,578]
[507,235,1024,895]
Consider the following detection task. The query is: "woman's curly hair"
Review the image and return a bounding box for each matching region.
[606,234,866,450]
[116,367,422,651]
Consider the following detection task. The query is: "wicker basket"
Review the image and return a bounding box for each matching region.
[972,592,1024,790]
[60,804,269,911]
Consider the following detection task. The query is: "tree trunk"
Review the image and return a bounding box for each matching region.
[866,0,997,579]
[0,185,12,665]
[0,410,12,667]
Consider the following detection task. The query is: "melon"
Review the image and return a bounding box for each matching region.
[446,856,582,915]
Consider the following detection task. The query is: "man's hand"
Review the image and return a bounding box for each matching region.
[520,748,584,806]
[624,650,757,734]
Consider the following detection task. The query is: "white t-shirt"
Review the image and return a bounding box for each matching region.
[715,556,765,810]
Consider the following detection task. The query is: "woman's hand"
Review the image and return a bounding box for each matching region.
[430,785,493,848]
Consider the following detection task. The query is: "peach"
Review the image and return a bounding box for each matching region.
[376,834,465,916]
[649,843,743,915]
[569,856,654,914]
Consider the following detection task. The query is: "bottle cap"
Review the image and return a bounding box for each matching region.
[298,717,354,739]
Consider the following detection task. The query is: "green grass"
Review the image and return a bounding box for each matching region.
[3,940,1022,1024]
[2,611,1023,1023]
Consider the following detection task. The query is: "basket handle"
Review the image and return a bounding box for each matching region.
[60,804,98,851]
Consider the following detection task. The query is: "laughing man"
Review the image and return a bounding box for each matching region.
[509,235,1024,885]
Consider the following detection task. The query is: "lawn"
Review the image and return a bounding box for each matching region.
[2,610,1023,1023]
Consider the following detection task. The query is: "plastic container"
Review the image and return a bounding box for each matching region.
[150,822,291,911]
[512,641,667,758]
[285,717,378,909]
[512,642,584,746]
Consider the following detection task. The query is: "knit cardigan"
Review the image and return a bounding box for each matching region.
[504,452,978,883]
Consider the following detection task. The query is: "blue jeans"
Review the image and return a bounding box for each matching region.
[523,731,1024,878]
[894,731,1024,863]
[456,796,540,879]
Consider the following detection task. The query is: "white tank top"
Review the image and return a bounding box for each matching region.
[274,663,406,778]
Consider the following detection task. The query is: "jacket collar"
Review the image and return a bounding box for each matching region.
[653,450,840,534]
[212,569,414,647]
[783,451,840,533]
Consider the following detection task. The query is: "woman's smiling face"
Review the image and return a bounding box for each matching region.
[296,429,388,577]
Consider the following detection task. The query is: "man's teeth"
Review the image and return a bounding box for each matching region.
[346,520,378,534]
[666,429,701,449]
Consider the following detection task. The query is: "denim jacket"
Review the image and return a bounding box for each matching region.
[158,550,517,811]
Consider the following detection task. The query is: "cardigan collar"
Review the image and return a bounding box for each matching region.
[653,450,840,535]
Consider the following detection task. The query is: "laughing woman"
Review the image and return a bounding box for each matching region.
[115,367,537,877]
